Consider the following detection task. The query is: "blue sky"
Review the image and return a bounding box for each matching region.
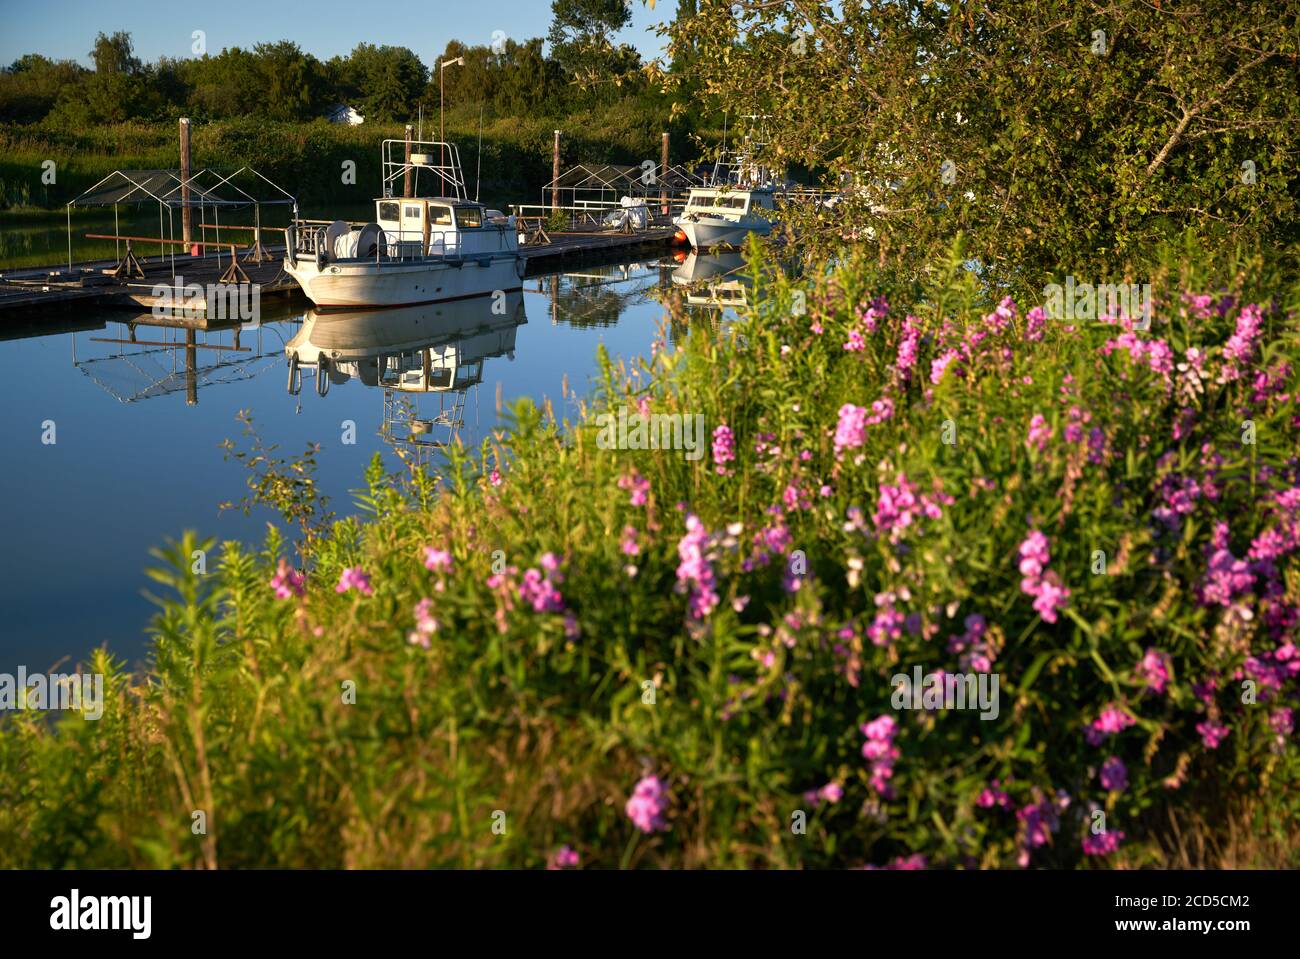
[0,0,678,67]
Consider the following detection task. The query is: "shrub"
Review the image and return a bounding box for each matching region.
[1,240,1297,869]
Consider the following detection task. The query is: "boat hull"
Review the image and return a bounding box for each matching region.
[674,216,775,250]
[286,255,522,308]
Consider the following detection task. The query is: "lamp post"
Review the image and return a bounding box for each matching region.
[439,56,464,194]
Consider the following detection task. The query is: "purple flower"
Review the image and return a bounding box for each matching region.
[1082,830,1125,856]
[1099,756,1128,792]
[336,567,373,596]
[270,559,305,599]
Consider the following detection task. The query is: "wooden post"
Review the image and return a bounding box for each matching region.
[660,131,669,216]
[404,124,414,198]
[551,130,561,211]
[185,329,198,406]
[179,118,193,254]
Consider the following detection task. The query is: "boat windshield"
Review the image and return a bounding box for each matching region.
[455,206,483,228]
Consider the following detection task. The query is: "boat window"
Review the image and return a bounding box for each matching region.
[429,204,454,226]
[403,204,423,220]
[714,195,747,209]
[455,206,483,229]
[378,201,400,222]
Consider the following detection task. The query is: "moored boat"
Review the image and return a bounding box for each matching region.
[285,140,522,308]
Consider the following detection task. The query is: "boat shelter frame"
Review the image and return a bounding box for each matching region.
[65,167,297,277]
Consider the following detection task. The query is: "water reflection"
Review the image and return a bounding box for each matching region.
[285,291,526,456]
[0,253,755,666]
[670,250,752,309]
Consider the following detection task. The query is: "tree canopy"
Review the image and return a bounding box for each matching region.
[665,0,1300,281]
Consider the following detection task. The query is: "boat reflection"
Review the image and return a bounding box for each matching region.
[670,250,752,309]
[284,291,527,454]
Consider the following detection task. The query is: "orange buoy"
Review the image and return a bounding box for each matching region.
[673,229,688,245]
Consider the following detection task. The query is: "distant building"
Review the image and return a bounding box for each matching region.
[327,104,365,125]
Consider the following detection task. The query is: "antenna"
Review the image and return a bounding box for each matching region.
[476,103,484,202]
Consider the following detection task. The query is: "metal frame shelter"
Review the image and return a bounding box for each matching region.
[65,167,297,279]
[541,162,699,210]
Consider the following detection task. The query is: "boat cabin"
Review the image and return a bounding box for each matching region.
[374,197,514,258]
[683,188,776,218]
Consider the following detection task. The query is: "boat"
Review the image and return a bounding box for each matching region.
[673,134,786,249]
[284,140,522,308]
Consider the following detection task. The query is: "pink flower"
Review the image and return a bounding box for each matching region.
[1025,413,1052,452]
[675,514,719,620]
[1196,719,1229,749]
[620,525,640,556]
[861,715,900,798]
[625,775,668,833]
[423,547,453,572]
[618,470,651,506]
[547,845,580,870]
[489,469,503,487]
[407,597,439,649]
[1086,705,1136,746]
[1018,531,1069,623]
[930,349,961,385]
[1025,305,1046,341]
[843,328,866,352]
[1136,648,1171,694]
[834,403,868,456]
[711,424,736,474]
[270,559,305,599]
[336,567,373,596]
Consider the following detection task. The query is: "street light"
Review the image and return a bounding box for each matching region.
[439,56,465,192]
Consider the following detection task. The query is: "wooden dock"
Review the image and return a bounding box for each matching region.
[0,229,680,318]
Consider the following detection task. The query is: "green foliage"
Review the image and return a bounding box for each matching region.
[2,241,1297,869]
[665,0,1300,283]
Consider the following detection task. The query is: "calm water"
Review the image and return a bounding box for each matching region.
[0,251,746,670]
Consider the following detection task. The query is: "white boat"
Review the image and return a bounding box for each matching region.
[285,140,522,308]
[675,187,778,249]
[673,134,785,249]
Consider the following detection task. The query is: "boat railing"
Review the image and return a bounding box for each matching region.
[288,221,515,265]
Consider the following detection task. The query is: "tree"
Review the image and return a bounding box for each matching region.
[548,0,640,82]
[254,41,325,121]
[338,43,428,122]
[83,31,144,123]
[666,1,1300,285]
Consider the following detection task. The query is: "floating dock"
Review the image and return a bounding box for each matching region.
[0,229,679,318]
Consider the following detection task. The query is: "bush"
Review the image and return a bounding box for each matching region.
[1,240,1297,869]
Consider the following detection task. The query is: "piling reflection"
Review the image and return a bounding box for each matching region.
[284,291,527,457]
